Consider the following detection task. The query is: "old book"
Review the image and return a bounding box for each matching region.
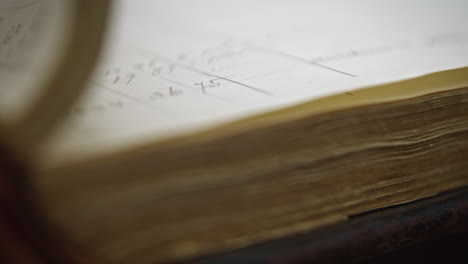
[1,0,468,264]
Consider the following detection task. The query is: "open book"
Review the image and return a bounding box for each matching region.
[1,0,468,263]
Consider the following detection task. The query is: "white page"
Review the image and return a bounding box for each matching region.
[42,0,468,166]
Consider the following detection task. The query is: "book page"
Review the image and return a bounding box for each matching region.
[42,0,468,166]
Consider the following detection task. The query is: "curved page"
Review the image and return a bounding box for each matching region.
[41,0,468,169]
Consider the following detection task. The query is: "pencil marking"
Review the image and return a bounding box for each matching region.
[253,46,356,77]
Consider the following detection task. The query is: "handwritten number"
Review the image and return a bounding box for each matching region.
[195,82,207,94]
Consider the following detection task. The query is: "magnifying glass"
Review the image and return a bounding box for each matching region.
[0,2,111,263]
[0,0,110,153]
